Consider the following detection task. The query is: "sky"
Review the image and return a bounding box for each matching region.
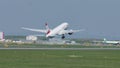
[0,0,120,40]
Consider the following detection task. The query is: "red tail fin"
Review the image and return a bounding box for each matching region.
[45,22,51,34]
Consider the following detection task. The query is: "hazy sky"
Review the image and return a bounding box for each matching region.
[0,0,120,39]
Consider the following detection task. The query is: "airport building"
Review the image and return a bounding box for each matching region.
[0,32,4,41]
[26,35,37,41]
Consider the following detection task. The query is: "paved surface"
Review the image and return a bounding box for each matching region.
[0,48,120,50]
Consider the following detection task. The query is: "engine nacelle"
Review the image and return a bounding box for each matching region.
[68,33,73,35]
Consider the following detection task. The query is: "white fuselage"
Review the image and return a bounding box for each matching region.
[46,23,68,38]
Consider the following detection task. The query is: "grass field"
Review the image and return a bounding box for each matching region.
[0,50,120,68]
[1,43,120,48]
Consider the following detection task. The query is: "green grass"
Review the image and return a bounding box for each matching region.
[1,43,120,48]
[0,50,120,68]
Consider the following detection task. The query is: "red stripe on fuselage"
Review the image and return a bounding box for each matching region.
[47,30,50,34]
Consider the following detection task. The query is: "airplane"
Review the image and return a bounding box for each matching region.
[103,38,120,45]
[21,22,84,39]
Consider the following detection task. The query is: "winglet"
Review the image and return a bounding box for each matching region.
[45,22,48,26]
[45,22,49,29]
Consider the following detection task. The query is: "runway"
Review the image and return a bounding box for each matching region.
[0,48,120,50]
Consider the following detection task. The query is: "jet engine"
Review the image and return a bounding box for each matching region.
[68,32,73,35]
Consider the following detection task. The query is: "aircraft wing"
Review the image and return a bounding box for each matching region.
[27,34,45,37]
[58,29,84,35]
[64,29,85,34]
[21,27,47,33]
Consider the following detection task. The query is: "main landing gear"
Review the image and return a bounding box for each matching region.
[61,34,65,39]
